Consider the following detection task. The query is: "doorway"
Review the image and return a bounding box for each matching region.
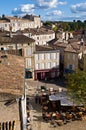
[37,72,41,80]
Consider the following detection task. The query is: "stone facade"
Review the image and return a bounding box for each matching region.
[0,31,35,56]
[22,27,55,45]
[24,44,60,80]
[0,15,42,32]
[64,51,78,73]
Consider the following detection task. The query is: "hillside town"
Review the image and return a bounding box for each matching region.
[0,14,86,130]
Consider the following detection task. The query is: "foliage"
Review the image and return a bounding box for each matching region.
[43,20,86,31]
[67,71,86,106]
[43,21,52,26]
[53,26,58,32]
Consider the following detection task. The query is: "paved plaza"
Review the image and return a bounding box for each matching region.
[26,79,86,130]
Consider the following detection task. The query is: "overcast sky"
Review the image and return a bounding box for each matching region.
[0,0,86,21]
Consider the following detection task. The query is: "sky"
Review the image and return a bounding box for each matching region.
[0,0,86,21]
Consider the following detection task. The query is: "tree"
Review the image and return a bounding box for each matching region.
[2,14,5,18]
[67,71,86,106]
[53,26,58,32]
[43,21,52,26]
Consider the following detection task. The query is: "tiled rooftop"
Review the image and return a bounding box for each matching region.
[0,33,35,43]
[64,44,78,53]
[0,52,24,95]
[21,27,54,35]
[35,45,54,52]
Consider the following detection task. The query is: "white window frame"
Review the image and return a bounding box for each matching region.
[35,54,39,60]
[47,62,51,69]
[53,62,57,67]
[41,54,45,60]
[41,63,45,69]
[47,53,51,60]
[54,53,56,59]
[27,58,31,66]
[26,48,31,56]
[36,63,39,70]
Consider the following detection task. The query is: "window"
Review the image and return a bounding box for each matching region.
[28,33,32,38]
[36,63,39,69]
[47,53,51,60]
[53,53,56,59]
[49,36,51,39]
[13,23,15,27]
[27,59,31,66]
[51,53,56,59]
[1,47,4,50]
[35,54,39,60]
[37,37,39,40]
[53,62,57,67]
[69,64,72,70]
[25,71,32,78]
[5,24,7,27]
[73,54,75,60]
[41,63,45,69]
[41,54,44,60]
[47,62,51,69]
[26,48,31,56]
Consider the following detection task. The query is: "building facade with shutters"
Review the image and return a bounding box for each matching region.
[24,44,60,80]
[64,43,86,74]
[0,15,42,32]
[21,27,55,46]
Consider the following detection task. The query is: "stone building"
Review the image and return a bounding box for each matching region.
[0,14,42,32]
[20,27,55,45]
[24,44,60,80]
[0,30,35,56]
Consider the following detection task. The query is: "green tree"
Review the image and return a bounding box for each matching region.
[43,21,52,26]
[53,26,58,32]
[67,71,86,106]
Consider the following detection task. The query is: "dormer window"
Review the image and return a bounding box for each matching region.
[37,37,39,40]
[1,47,4,50]
[5,24,7,27]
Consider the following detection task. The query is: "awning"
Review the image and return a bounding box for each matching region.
[49,91,76,106]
